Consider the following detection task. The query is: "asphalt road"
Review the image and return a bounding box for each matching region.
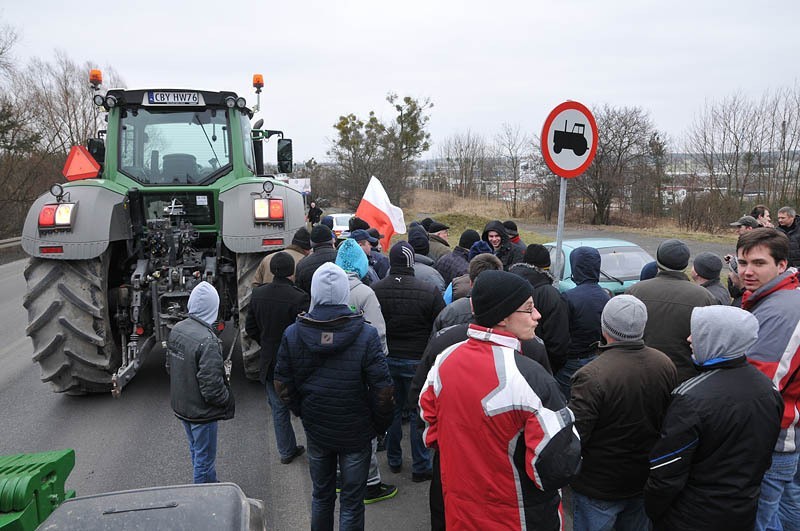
[0,258,429,530]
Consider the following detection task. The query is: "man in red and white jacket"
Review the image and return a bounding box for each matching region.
[419,270,581,530]
[738,228,800,531]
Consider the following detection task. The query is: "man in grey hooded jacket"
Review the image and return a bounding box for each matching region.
[167,281,234,483]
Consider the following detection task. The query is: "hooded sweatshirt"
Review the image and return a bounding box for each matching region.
[562,247,610,358]
[481,220,523,270]
[188,281,219,326]
[690,306,759,366]
[274,262,394,450]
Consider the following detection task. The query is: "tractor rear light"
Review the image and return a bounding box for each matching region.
[38,205,57,227]
[262,238,283,247]
[216,321,225,332]
[253,198,284,222]
[135,326,145,335]
[39,246,64,254]
[39,203,77,229]
[236,97,246,109]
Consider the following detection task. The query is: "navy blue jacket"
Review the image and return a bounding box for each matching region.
[434,245,470,286]
[274,304,394,451]
[562,247,610,358]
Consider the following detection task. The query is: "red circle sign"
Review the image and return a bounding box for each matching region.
[541,101,598,178]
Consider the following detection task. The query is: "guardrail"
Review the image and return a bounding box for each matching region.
[0,237,21,250]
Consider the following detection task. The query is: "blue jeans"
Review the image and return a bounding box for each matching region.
[756,451,800,531]
[555,355,597,400]
[181,420,218,483]
[306,438,370,531]
[387,357,431,474]
[266,378,298,460]
[573,491,651,531]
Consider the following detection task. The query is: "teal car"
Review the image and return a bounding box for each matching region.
[544,238,654,295]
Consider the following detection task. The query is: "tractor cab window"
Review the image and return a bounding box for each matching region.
[119,108,232,185]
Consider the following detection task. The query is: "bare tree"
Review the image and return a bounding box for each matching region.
[494,123,531,217]
[438,131,488,197]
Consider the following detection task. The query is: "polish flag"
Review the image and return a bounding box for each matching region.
[356,176,406,249]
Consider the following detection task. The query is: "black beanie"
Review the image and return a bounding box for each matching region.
[420,218,434,231]
[471,270,533,327]
[459,229,481,249]
[390,241,415,268]
[270,251,295,278]
[503,220,519,237]
[409,226,430,255]
[523,244,550,268]
[656,239,690,271]
[291,227,311,250]
[349,216,370,232]
[310,225,334,247]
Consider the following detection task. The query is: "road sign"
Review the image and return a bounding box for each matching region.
[541,101,598,178]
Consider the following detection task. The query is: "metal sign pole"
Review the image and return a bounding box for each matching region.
[554,176,567,281]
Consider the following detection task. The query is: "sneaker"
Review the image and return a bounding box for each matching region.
[364,482,398,504]
[280,445,305,464]
[412,471,433,483]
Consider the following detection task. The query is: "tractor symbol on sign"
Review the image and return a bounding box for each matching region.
[553,120,588,156]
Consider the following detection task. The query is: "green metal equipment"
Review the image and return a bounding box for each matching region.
[0,449,75,531]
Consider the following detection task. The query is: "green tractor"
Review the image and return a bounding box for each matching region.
[20,72,304,395]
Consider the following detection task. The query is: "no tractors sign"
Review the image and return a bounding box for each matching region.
[541,101,598,178]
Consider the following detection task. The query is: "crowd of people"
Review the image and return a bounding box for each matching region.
[165,202,800,531]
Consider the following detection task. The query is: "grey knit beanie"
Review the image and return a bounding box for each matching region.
[601,295,647,342]
[656,239,690,271]
[693,252,722,280]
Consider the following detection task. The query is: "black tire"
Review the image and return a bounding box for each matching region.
[23,254,120,394]
[554,144,562,154]
[236,252,268,381]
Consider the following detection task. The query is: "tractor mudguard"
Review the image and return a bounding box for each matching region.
[21,186,130,260]
[219,180,305,253]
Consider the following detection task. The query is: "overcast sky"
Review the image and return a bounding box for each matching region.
[3,1,798,162]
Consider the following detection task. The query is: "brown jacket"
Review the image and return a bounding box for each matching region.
[252,245,307,286]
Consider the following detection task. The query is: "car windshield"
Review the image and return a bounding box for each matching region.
[119,108,231,185]
[599,246,653,280]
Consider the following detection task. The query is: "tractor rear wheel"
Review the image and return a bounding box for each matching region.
[23,253,121,394]
[236,252,268,381]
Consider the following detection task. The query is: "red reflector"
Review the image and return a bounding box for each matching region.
[135,326,145,335]
[63,145,101,181]
[268,199,284,220]
[216,321,225,332]
[40,246,64,254]
[262,238,283,246]
[39,204,58,227]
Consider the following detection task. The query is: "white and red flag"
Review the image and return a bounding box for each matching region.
[355,176,406,249]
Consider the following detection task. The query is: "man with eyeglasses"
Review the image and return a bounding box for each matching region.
[419,270,581,530]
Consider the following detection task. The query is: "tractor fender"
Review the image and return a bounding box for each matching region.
[21,186,131,260]
[220,180,305,253]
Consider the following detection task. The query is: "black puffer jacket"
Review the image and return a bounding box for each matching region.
[481,220,524,270]
[274,304,394,451]
[435,246,470,286]
[167,315,235,423]
[509,263,570,372]
[295,245,337,294]
[372,266,446,360]
[645,357,783,531]
[779,214,800,267]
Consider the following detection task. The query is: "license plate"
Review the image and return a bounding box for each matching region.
[145,91,205,106]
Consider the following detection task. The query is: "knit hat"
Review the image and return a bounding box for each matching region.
[269,251,295,279]
[428,221,449,234]
[320,215,334,229]
[690,306,759,365]
[310,224,334,247]
[503,221,519,238]
[420,218,434,232]
[601,295,647,342]
[291,227,311,250]
[693,252,722,280]
[408,226,430,255]
[469,240,494,261]
[350,229,377,244]
[458,229,481,250]
[640,261,658,281]
[656,239,690,271]
[729,215,759,228]
[523,244,550,268]
[310,262,350,311]
[471,270,533,327]
[335,238,368,279]
[390,241,415,268]
[349,216,370,232]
